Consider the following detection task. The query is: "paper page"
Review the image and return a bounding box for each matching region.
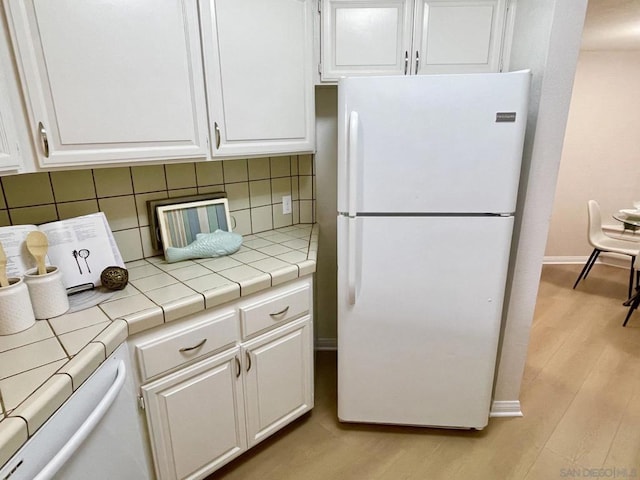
[0,224,46,278]
[39,212,123,291]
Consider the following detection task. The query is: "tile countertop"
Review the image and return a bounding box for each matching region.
[0,224,318,467]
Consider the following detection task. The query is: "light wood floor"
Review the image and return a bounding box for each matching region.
[208,264,640,480]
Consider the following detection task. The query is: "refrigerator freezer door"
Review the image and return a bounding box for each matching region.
[337,71,529,215]
[337,215,514,428]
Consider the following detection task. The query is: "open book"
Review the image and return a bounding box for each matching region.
[0,212,124,294]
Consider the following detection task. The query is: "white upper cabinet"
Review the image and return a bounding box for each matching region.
[412,0,508,74]
[0,71,21,173]
[3,0,209,167]
[199,0,316,157]
[321,0,414,79]
[0,20,23,174]
[320,0,512,81]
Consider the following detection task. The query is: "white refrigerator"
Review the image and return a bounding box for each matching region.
[337,71,530,429]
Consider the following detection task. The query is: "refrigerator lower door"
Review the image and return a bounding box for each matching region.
[337,215,514,429]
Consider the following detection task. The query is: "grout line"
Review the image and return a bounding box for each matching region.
[0,357,67,385]
[0,388,6,419]
[47,172,61,222]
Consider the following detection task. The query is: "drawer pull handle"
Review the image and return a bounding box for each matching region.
[269,306,290,318]
[179,338,207,353]
[235,356,241,378]
[246,351,252,372]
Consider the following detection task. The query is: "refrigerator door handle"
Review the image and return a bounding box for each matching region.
[347,111,359,218]
[347,217,358,305]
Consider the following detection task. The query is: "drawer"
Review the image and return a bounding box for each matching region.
[135,309,237,381]
[240,282,310,339]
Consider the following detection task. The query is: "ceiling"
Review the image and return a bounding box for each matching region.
[581,0,640,50]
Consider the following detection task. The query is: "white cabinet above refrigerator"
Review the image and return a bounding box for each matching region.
[319,0,515,82]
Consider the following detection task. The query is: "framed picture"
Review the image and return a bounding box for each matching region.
[147,192,226,250]
[156,199,232,253]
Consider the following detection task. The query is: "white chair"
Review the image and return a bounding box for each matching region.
[573,200,639,298]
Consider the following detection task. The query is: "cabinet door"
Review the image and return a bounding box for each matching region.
[0,75,21,173]
[199,0,315,157]
[243,316,313,447]
[142,349,246,480]
[321,0,414,80]
[411,0,508,74]
[3,0,209,167]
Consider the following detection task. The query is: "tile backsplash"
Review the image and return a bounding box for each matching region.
[0,156,315,262]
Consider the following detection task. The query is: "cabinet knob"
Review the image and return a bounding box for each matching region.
[246,351,252,372]
[404,51,408,75]
[38,122,49,158]
[235,356,241,378]
[415,51,420,75]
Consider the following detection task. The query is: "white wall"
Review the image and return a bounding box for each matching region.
[546,51,640,259]
[493,0,588,406]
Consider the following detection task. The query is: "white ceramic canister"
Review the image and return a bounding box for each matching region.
[24,266,70,319]
[0,277,36,335]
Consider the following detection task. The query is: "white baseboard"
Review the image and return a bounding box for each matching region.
[490,400,523,418]
[315,337,337,351]
[543,255,588,264]
[545,226,639,267]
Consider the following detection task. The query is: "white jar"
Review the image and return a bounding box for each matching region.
[24,266,70,319]
[0,277,36,335]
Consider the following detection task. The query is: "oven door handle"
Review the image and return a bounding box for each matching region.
[34,361,127,480]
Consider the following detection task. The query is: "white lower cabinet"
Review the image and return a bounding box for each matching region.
[243,317,313,448]
[131,276,314,480]
[141,348,247,480]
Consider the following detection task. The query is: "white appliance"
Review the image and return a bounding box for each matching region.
[0,343,153,480]
[337,71,530,429]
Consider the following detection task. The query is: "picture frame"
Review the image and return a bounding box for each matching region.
[147,192,227,250]
[156,198,232,256]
